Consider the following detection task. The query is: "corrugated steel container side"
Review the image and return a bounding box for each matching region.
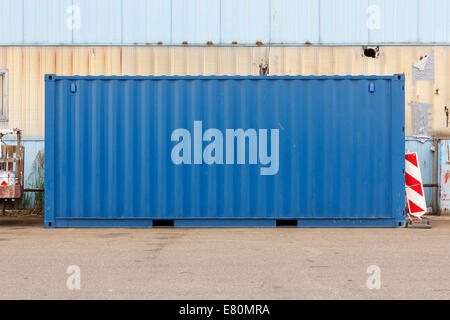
[1,0,450,45]
[45,75,405,228]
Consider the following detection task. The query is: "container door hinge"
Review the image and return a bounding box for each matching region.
[70,83,77,94]
[369,82,375,93]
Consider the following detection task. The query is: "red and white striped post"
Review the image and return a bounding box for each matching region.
[405,152,427,219]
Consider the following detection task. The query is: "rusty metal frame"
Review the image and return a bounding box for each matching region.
[0,129,24,213]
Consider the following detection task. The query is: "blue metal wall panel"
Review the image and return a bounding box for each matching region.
[320,0,369,44]
[45,75,405,228]
[270,0,319,44]
[370,0,418,44]
[24,0,72,44]
[122,0,171,44]
[438,140,450,215]
[72,0,122,44]
[1,0,450,45]
[0,0,23,44]
[221,0,271,44]
[418,0,450,43]
[172,0,221,44]
[405,139,434,207]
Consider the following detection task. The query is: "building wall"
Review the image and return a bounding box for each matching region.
[0,46,448,138]
[1,0,449,45]
[0,2,446,206]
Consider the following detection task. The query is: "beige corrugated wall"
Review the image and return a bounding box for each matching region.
[0,46,448,137]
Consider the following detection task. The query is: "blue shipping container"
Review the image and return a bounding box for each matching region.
[45,75,405,228]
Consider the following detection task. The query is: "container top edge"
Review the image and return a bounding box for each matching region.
[45,74,405,81]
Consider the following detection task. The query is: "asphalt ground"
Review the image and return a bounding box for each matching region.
[0,215,449,299]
